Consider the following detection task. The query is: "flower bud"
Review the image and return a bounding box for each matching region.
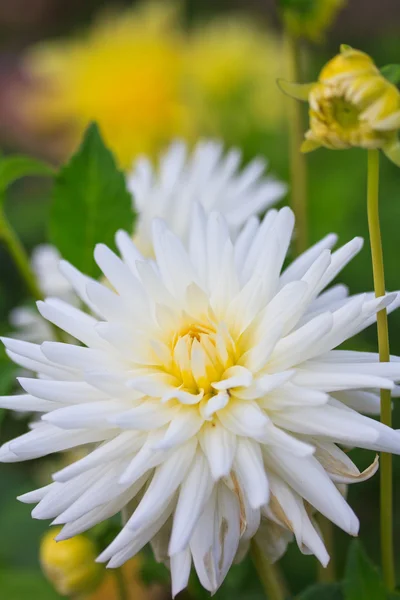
[40,528,104,597]
[279,45,400,165]
[280,0,345,42]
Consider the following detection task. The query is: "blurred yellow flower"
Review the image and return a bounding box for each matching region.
[280,0,345,42]
[23,2,190,168]
[187,16,287,137]
[279,46,400,165]
[19,2,285,167]
[40,528,104,597]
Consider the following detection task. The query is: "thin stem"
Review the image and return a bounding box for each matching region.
[0,211,44,301]
[366,148,395,590]
[0,210,65,343]
[113,568,129,600]
[251,540,286,600]
[285,32,308,256]
[317,516,336,583]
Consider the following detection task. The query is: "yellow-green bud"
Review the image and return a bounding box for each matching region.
[278,45,400,165]
[40,528,104,597]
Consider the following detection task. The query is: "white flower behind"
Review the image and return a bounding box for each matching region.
[128,139,287,255]
[9,245,79,343]
[1,207,400,596]
[10,139,286,343]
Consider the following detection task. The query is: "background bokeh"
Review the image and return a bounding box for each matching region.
[0,0,399,598]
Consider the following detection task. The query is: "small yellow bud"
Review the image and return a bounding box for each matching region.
[40,528,104,597]
[280,0,345,42]
[278,46,400,165]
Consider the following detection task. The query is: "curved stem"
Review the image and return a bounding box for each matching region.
[286,32,308,256]
[250,540,286,600]
[0,209,65,343]
[367,148,395,590]
[0,211,44,301]
[113,568,129,600]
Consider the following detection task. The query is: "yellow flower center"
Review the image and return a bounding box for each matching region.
[168,318,236,397]
[331,97,360,129]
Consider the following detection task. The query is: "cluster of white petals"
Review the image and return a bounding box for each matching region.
[129,139,286,256]
[2,205,400,595]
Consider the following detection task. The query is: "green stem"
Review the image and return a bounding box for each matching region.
[251,540,286,600]
[0,211,44,301]
[366,148,395,590]
[113,568,129,600]
[317,515,336,583]
[286,32,308,256]
[0,210,64,343]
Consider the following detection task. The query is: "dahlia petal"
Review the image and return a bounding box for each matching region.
[42,400,126,429]
[18,483,54,504]
[37,299,101,348]
[3,425,113,462]
[234,371,294,401]
[118,431,172,485]
[32,469,102,520]
[112,400,179,430]
[218,400,269,438]
[234,438,269,509]
[124,440,197,532]
[293,369,393,392]
[265,448,358,535]
[266,474,329,566]
[115,230,144,277]
[314,440,379,484]
[153,408,203,449]
[171,549,192,599]
[212,366,253,390]
[105,498,176,568]
[201,392,229,419]
[0,394,56,412]
[333,390,381,415]
[58,260,99,313]
[268,312,334,371]
[200,422,237,480]
[56,480,147,540]
[169,452,213,555]
[53,432,144,482]
[18,377,107,404]
[271,404,380,447]
[280,233,338,286]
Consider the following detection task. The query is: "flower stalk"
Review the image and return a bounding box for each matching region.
[285,32,308,255]
[251,540,286,600]
[0,211,44,302]
[366,148,395,590]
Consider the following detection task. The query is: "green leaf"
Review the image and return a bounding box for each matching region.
[380,64,400,86]
[0,569,61,599]
[50,122,135,278]
[0,156,54,196]
[343,540,386,600]
[298,582,344,599]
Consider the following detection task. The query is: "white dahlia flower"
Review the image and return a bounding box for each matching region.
[2,207,400,596]
[10,140,286,344]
